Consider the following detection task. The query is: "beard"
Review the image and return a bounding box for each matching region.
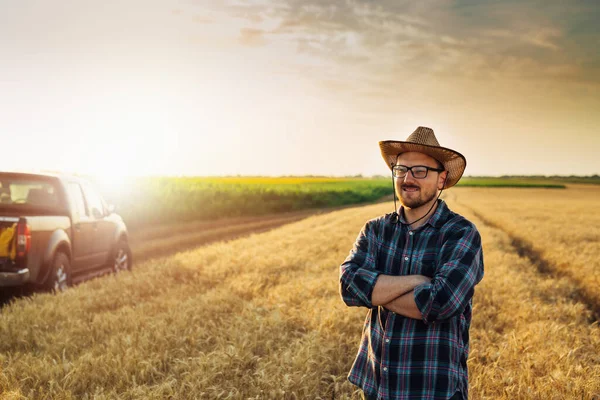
[395,182,439,209]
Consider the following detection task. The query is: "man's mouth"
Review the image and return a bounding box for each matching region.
[402,186,420,192]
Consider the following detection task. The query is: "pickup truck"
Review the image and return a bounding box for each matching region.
[0,171,132,292]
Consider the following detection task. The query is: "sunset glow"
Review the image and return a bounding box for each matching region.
[1,1,598,178]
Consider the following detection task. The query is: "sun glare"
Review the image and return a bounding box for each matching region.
[88,169,135,200]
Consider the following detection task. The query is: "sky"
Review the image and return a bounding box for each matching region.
[1,0,599,179]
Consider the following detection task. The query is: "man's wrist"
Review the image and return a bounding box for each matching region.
[409,275,430,287]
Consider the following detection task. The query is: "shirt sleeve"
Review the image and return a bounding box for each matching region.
[413,223,484,324]
[339,220,381,309]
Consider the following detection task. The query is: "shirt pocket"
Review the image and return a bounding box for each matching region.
[414,255,437,277]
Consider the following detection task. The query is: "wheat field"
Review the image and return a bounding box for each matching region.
[446,185,600,315]
[1,186,599,399]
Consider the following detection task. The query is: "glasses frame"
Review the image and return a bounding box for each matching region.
[392,164,445,179]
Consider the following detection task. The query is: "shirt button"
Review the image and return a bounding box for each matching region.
[404,257,409,261]
[409,231,413,236]
[385,339,390,343]
[383,367,388,372]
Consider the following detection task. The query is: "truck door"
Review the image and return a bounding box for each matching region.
[66,182,95,272]
[81,182,113,266]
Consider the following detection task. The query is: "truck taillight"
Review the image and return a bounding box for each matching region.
[16,221,31,257]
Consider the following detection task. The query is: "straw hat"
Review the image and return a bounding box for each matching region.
[379,126,466,189]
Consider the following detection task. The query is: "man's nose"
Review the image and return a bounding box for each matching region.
[402,171,417,184]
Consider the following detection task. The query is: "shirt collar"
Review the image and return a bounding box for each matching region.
[397,199,448,229]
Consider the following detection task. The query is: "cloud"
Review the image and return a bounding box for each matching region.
[215,0,599,99]
[482,26,562,51]
[193,15,214,24]
[526,27,562,50]
[239,27,267,47]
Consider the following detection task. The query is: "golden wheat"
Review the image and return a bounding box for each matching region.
[448,193,600,400]
[0,186,599,399]
[448,185,600,310]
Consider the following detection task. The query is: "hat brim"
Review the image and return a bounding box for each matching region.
[378,141,466,189]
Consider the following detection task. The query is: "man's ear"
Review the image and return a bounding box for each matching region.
[438,171,448,190]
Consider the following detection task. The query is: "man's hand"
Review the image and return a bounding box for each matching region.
[383,291,424,320]
[371,274,431,306]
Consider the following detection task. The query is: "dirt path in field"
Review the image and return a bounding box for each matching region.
[129,209,324,262]
[129,196,394,262]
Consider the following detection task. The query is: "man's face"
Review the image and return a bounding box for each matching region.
[394,152,447,210]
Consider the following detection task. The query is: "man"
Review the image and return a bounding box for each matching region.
[340,126,484,400]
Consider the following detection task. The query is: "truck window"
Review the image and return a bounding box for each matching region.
[67,183,88,222]
[0,179,58,207]
[82,183,106,219]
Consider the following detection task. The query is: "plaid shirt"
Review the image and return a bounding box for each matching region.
[340,200,484,400]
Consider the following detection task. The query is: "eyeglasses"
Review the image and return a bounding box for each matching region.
[392,165,445,179]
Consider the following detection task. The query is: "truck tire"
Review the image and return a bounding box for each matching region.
[45,251,71,292]
[112,239,132,273]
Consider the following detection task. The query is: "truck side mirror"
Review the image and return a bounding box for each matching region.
[92,208,103,219]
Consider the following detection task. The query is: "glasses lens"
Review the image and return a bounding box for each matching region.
[393,166,407,178]
[412,167,428,178]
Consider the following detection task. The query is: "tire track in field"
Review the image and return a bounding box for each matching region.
[451,196,600,324]
[129,196,394,263]
[130,212,313,262]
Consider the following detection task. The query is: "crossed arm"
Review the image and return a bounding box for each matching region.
[338,221,431,320]
[371,274,430,319]
[340,219,484,324]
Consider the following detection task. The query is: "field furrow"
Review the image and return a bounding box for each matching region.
[448,185,600,320]
[446,198,600,399]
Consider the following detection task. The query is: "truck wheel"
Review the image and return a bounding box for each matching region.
[46,252,71,292]
[113,239,132,273]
